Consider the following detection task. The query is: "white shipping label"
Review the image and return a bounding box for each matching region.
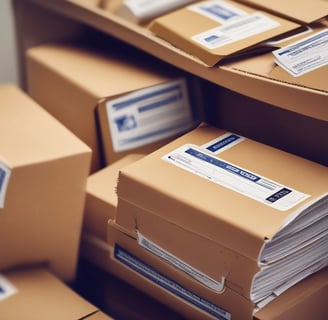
[188,0,248,24]
[0,161,11,209]
[137,231,225,292]
[0,274,17,301]
[105,78,194,152]
[162,144,309,211]
[192,12,280,49]
[273,29,328,77]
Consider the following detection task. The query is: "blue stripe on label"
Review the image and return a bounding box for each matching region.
[138,93,181,113]
[0,168,6,192]
[185,148,260,182]
[278,30,328,56]
[266,188,292,203]
[114,244,230,320]
[112,84,182,111]
[199,4,240,20]
[206,134,241,153]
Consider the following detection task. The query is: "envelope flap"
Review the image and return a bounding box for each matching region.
[149,0,300,66]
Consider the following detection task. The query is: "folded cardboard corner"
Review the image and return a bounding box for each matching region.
[0,266,113,320]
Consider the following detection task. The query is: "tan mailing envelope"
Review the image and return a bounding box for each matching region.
[149,0,301,66]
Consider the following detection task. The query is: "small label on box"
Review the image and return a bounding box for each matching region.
[114,244,231,320]
[202,132,245,154]
[0,274,17,301]
[0,161,11,209]
[137,231,225,292]
[105,78,194,152]
[192,12,280,50]
[162,144,309,211]
[273,29,328,77]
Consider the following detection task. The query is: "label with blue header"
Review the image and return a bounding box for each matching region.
[202,132,245,154]
[188,0,280,50]
[273,29,328,77]
[114,244,231,320]
[0,274,17,301]
[162,144,309,211]
[0,161,11,209]
[105,78,195,152]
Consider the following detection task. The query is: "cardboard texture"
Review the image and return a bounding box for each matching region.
[149,0,301,66]
[26,41,200,172]
[80,153,144,269]
[115,124,328,300]
[233,0,328,24]
[0,84,92,282]
[107,221,328,320]
[0,267,113,320]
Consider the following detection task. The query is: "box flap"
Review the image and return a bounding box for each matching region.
[149,0,301,66]
[0,267,98,320]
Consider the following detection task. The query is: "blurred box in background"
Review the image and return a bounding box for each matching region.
[0,84,91,282]
[0,266,113,320]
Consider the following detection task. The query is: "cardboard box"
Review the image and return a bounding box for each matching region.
[0,267,113,320]
[233,0,328,24]
[115,124,328,307]
[26,41,201,172]
[107,220,328,320]
[0,84,92,282]
[15,0,327,146]
[149,0,301,66]
[80,153,144,270]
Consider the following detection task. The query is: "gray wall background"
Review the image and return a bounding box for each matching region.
[0,0,19,85]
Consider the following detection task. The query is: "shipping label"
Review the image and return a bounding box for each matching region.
[273,28,328,77]
[162,144,309,211]
[191,11,280,49]
[105,78,194,152]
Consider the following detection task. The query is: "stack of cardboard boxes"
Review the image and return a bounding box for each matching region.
[2,0,328,319]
